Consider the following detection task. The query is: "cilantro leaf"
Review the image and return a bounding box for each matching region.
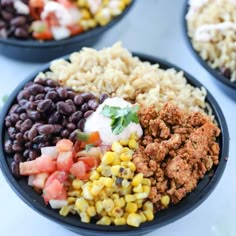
[85,144,95,151]
[101,104,140,135]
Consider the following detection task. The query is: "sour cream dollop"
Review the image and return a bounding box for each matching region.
[84,97,143,145]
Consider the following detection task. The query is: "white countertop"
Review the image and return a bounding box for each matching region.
[1,1,236,236]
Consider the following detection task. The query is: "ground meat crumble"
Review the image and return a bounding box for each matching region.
[133,102,220,211]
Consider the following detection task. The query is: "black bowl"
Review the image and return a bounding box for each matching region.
[0,1,134,62]
[183,2,236,90]
[0,53,229,236]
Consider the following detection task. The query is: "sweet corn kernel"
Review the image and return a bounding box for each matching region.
[114,197,125,208]
[120,153,132,161]
[91,181,104,196]
[95,9,111,26]
[136,199,144,209]
[139,211,147,223]
[102,151,117,165]
[126,213,142,227]
[111,165,120,176]
[120,185,132,195]
[77,0,87,7]
[114,217,126,225]
[119,139,129,146]
[87,206,96,217]
[121,179,130,188]
[72,179,83,190]
[75,198,89,212]
[80,212,90,223]
[120,161,128,168]
[98,189,108,199]
[161,195,170,207]
[112,157,121,165]
[102,198,114,212]
[142,178,151,186]
[111,141,123,153]
[111,207,124,217]
[125,194,136,202]
[100,177,113,187]
[96,164,104,173]
[95,201,103,214]
[130,132,139,140]
[133,184,143,193]
[67,190,81,197]
[59,206,70,216]
[125,202,138,213]
[82,185,93,200]
[67,197,76,205]
[142,185,151,194]
[135,192,148,199]
[96,216,112,225]
[104,187,114,197]
[143,210,154,221]
[127,161,136,172]
[124,0,132,5]
[120,168,133,179]
[143,201,154,211]
[90,170,100,180]
[128,139,138,149]
[81,8,91,19]
[132,173,143,186]
[111,193,119,200]
[101,166,112,177]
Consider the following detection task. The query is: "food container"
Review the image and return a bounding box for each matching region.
[0,1,134,62]
[0,53,229,236]
[183,1,236,90]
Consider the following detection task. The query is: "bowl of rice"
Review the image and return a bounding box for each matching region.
[184,0,236,90]
[0,43,229,236]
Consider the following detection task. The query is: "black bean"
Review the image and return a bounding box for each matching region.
[4,140,13,154]
[11,161,20,178]
[29,95,35,102]
[28,84,44,95]
[16,106,25,114]
[1,0,14,7]
[81,93,95,102]
[66,123,76,131]
[35,93,45,100]
[28,126,38,141]
[8,127,17,139]
[11,16,27,26]
[24,82,34,89]
[54,124,63,133]
[61,116,67,126]
[25,142,33,149]
[60,129,70,138]
[48,111,61,124]
[46,79,59,87]
[69,111,83,123]
[15,120,23,130]
[81,103,89,112]
[23,131,29,140]
[57,101,73,115]
[7,25,15,37]
[56,87,68,100]
[14,27,29,38]
[45,91,59,101]
[78,118,85,131]
[23,149,30,159]
[37,124,55,135]
[23,101,36,110]
[52,136,61,145]
[15,133,24,142]
[17,90,30,101]
[12,142,24,152]
[10,113,19,124]
[9,104,19,114]
[33,135,47,144]
[99,93,109,104]
[1,10,14,21]
[13,153,24,163]
[0,20,6,29]
[27,110,41,120]
[69,129,78,141]
[68,91,76,99]
[18,99,28,106]
[74,95,84,106]
[20,119,32,133]
[5,120,12,127]
[88,99,99,110]
[37,99,52,112]
[29,150,38,160]
[84,110,94,118]
[19,112,28,120]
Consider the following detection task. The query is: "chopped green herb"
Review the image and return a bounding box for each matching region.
[85,144,95,151]
[77,131,89,142]
[101,105,140,135]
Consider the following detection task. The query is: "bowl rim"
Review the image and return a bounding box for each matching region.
[182,1,236,90]
[0,0,134,48]
[0,52,230,235]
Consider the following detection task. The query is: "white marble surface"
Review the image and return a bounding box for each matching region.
[0,1,236,236]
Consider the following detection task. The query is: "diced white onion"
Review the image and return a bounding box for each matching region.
[49,200,68,209]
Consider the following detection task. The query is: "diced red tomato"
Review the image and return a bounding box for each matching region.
[33,29,53,40]
[57,151,73,171]
[67,24,83,36]
[73,140,82,153]
[32,173,49,189]
[43,179,64,203]
[44,12,60,27]
[55,186,67,200]
[19,155,56,175]
[70,161,89,180]
[31,20,53,40]
[29,0,44,20]
[56,139,73,152]
[45,171,68,188]
[78,156,99,170]
[77,131,102,148]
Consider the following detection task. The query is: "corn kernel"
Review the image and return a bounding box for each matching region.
[90,170,100,180]
[96,164,104,173]
[136,199,144,208]
[102,151,117,165]
[98,189,108,199]
[161,195,170,207]
[120,168,133,179]
[101,166,112,177]
[112,158,121,165]
[143,201,154,211]
[130,132,139,140]
[82,185,93,200]
[72,179,83,190]
[126,213,142,227]
[142,178,151,186]
[77,0,87,7]
[142,185,151,194]
[75,198,89,212]
[125,202,138,213]
[119,139,129,146]
[81,8,91,19]
[95,201,103,214]
[59,206,70,216]
[111,207,124,217]
[111,165,120,176]
[127,162,136,172]
[96,216,112,225]
[114,217,126,225]
[111,141,123,153]
[135,193,148,199]
[102,198,114,212]
[143,210,154,221]
[120,185,132,195]
[139,212,147,223]
[120,161,128,168]
[100,177,113,187]
[132,173,143,186]
[95,9,111,26]
[121,179,130,188]
[120,153,132,161]
[128,139,138,149]
[124,0,132,5]
[111,193,119,200]
[87,206,96,217]
[125,194,136,202]
[67,190,81,197]
[91,181,104,196]
[67,197,76,205]
[80,212,90,223]
[133,184,143,193]
[114,197,125,208]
